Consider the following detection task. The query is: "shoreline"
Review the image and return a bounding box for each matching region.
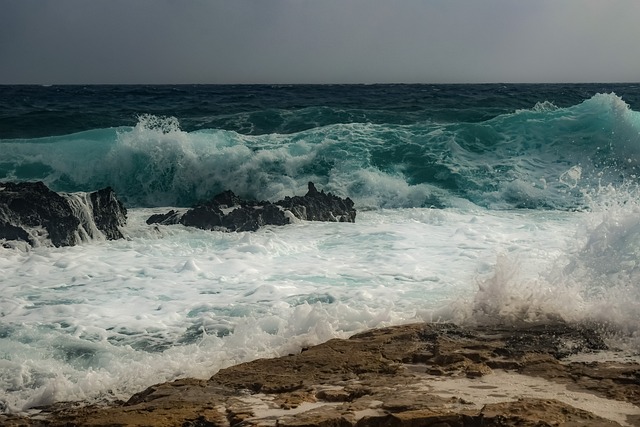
[2,321,639,426]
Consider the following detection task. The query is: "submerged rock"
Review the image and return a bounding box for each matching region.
[147,182,356,232]
[0,181,127,247]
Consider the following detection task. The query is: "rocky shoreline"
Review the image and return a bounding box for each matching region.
[2,322,639,426]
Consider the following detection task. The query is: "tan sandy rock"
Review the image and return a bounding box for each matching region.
[1,322,639,426]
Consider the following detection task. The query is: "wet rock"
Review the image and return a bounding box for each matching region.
[147,182,356,232]
[277,182,356,223]
[178,203,225,229]
[0,181,79,246]
[0,182,127,247]
[162,198,289,232]
[146,209,181,226]
[221,202,289,232]
[0,219,30,244]
[88,187,127,240]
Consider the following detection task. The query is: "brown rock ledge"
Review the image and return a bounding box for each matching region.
[2,322,639,426]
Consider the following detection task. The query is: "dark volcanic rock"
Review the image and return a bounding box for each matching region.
[147,198,289,232]
[0,181,127,247]
[89,187,127,240]
[146,209,182,226]
[221,202,288,232]
[0,219,31,244]
[147,182,355,232]
[179,203,225,229]
[175,199,290,232]
[276,182,356,223]
[212,190,244,208]
[0,181,80,247]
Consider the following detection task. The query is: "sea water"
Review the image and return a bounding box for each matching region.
[1,84,639,413]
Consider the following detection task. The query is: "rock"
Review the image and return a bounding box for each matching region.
[4,322,639,426]
[147,182,355,232]
[178,203,225,229]
[0,219,30,244]
[0,181,80,247]
[276,182,356,223]
[0,181,127,247]
[211,190,244,208]
[220,202,289,232]
[146,209,182,226]
[89,187,127,240]
[161,198,289,232]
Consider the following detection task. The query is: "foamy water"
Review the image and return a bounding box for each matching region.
[2,84,640,414]
[5,203,635,413]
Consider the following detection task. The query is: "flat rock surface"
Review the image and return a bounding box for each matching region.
[3,322,639,426]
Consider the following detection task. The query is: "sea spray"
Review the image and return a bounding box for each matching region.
[461,183,640,349]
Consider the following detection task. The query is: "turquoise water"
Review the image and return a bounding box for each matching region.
[0,84,639,413]
[2,84,640,209]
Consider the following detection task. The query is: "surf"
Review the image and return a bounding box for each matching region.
[1,93,640,210]
[2,84,640,413]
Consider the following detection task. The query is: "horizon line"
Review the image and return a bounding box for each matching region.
[2,81,640,86]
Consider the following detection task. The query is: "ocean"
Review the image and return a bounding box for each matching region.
[1,83,639,413]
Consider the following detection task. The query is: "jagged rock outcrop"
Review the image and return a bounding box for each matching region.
[147,182,356,232]
[2,322,639,426]
[0,181,127,247]
[0,181,79,247]
[277,182,356,222]
[89,186,128,240]
[178,197,289,232]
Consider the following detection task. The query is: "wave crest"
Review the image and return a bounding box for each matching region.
[1,93,640,210]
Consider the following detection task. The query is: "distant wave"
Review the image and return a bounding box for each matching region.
[1,94,639,210]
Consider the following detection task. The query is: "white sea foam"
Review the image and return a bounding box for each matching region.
[0,204,638,413]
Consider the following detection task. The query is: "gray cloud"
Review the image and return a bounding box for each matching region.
[1,0,639,84]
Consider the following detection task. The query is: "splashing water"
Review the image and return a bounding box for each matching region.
[1,84,640,412]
